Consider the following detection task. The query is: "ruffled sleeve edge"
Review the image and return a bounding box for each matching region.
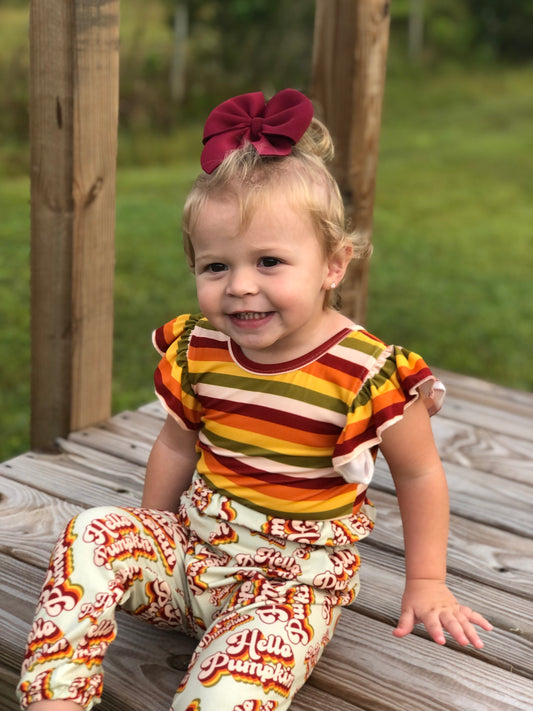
[373,373,446,443]
[153,389,200,431]
[152,314,203,431]
[152,328,167,356]
[333,369,445,475]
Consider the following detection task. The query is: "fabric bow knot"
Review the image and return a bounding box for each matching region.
[201,88,314,174]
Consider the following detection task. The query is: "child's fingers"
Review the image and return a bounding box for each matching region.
[392,609,415,638]
[439,612,475,647]
[438,607,492,649]
[468,609,494,631]
[393,602,492,648]
[419,610,447,645]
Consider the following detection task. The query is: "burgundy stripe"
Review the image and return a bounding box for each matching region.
[230,328,352,374]
[154,369,199,429]
[334,429,376,458]
[198,396,341,436]
[318,352,369,380]
[153,326,169,353]
[202,445,345,489]
[190,335,228,352]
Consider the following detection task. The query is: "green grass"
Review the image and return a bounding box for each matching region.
[1,63,532,462]
[112,162,199,413]
[366,64,533,386]
[0,176,31,458]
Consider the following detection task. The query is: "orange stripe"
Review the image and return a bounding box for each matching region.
[304,359,365,392]
[199,452,357,505]
[205,412,338,449]
[189,345,233,363]
[204,471,357,513]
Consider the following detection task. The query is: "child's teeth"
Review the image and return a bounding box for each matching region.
[237,312,267,320]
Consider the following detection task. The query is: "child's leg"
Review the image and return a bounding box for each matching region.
[171,581,342,711]
[170,473,364,711]
[18,506,194,710]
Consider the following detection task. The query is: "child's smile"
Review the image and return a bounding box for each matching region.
[191,194,349,364]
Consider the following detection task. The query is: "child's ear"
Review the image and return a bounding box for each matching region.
[325,244,353,288]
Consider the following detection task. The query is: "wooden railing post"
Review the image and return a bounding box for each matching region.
[311,0,391,325]
[30,0,120,450]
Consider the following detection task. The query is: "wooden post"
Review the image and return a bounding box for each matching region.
[30,0,119,450]
[311,0,391,324]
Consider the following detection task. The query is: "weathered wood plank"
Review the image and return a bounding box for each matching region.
[0,666,20,711]
[0,663,369,711]
[0,474,83,568]
[3,471,531,696]
[439,395,533,442]
[9,414,532,546]
[432,415,533,485]
[109,404,533,493]
[367,488,533,596]
[311,610,533,710]
[434,367,533,418]
[29,0,120,448]
[373,456,533,538]
[109,409,165,440]
[356,546,533,678]
[5,434,531,600]
[56,436,148,481]
[138,400,166,420]
[358,542,533,641]
[0,450,143,509]
[3,473,531,684]
[67,425,152,467]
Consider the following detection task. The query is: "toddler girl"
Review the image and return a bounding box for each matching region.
[18,88,492,711]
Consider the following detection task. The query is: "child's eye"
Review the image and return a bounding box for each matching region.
[205,263,227,273]
[259,257,282,268]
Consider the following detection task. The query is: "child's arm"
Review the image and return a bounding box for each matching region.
[142,414,199,511]
[379,398,493,648]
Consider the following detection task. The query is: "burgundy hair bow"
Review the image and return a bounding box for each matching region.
[201,88,314,174]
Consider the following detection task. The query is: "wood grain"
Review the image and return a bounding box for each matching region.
[311,611,533,710]
[311,0,390,323]
[29,0,119,449]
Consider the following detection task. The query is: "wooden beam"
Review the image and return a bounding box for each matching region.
[30,0,119,450]
[311,0,391,325]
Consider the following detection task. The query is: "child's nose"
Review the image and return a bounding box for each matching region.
[225,268,259,296]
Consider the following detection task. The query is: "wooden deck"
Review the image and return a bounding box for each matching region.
[1,369,532,710]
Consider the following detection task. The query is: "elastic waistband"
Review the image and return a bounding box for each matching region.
[183,471,376,548]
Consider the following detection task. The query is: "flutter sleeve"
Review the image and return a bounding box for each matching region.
[152,313,203,430]
[333,344,445,485]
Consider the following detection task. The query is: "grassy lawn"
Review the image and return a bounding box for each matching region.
[1,63,532,462]
[367,64,533,384]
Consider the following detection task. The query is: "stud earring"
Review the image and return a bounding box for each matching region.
[330,282,336,290]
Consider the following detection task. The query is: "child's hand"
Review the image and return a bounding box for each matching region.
[393,579,493,649]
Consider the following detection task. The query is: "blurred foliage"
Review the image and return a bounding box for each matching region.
[119,0,315,130]
[1,0,533,156]
[466,0,533,60]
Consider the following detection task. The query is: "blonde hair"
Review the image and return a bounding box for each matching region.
[182,117,371,307]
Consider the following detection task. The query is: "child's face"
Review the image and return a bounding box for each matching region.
[191,195,342,363]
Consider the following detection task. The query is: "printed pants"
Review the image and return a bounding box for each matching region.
[18,473,375,710]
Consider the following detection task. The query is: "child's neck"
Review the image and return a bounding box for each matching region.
[236,309,355,365]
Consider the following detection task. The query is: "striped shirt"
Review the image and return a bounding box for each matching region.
[153,313,442,520]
